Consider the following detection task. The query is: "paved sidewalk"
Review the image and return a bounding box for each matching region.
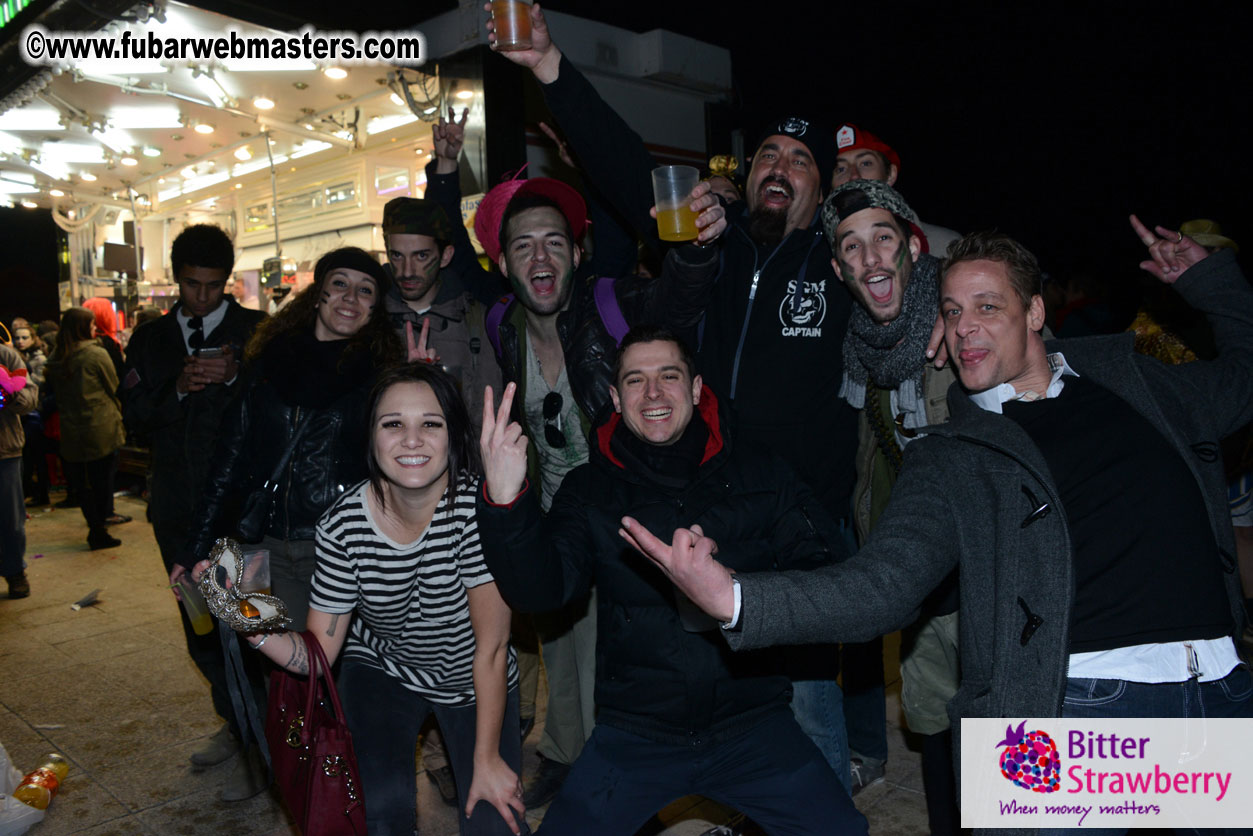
[1,495,928,835]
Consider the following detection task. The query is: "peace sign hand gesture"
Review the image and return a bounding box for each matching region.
[405,317,440,365]
[1130,214,1209,284]
[480,383,529,504]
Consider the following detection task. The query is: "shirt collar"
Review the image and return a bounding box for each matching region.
[969,352,1079,415]
[177,299,230,351]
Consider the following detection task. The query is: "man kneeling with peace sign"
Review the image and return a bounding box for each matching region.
[475,324,868,835]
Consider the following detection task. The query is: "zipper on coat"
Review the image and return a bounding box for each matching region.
[283,405,300,541]
[728,269,760,399]
[726,223,822,400]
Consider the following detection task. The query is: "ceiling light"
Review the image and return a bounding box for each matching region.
[194,123,215,135]
[21,200,37,208]
[422,106,437,115]
[389,93,404,106]
[301,123,315,131]
[323,67,348,80]
[142,146,161,157]
[253,96,275,110]
[49,189,64,197]
[455,89,474,100]
[234,146,253,161]
[80,172,97,182]
[121,155,138,166]
[234,183,242,189]
[181,166,196,178]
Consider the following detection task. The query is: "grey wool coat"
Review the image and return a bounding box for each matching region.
[728,249,1253,834]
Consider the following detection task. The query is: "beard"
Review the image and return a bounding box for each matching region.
[747,206,788,250]
[396,273,438,303]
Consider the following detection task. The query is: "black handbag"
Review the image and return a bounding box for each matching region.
[236,414,311,543]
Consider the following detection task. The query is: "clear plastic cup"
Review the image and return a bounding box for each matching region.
[238,548,271,619]
[651,165,701,242]
[176,577,213,636]
[492,0,533,51]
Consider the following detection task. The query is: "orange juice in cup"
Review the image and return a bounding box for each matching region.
[651,165,701,243]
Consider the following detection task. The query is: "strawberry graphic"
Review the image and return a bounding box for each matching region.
[996,720,1061,793]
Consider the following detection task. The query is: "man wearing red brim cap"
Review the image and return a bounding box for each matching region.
[833,123,961,256]
[476,169,726,810]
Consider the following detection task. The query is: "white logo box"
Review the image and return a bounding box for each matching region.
[961,717,1253,829]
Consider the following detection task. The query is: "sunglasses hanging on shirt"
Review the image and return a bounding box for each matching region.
[188,315,205,354]
[543,391,566,448]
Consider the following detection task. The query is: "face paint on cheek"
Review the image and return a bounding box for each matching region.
[892,241,908,272]
[320,290,331,304]
[837,258,855,280]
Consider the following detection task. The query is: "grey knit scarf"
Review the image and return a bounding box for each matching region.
[840,253,940,411]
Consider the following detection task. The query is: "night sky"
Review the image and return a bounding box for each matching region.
[587,0,1253,286]
[43,0,1253,287]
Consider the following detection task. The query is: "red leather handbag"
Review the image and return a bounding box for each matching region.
[266,631,367,836]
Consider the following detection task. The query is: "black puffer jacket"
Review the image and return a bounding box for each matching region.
[181,334,375,568]
[476,387,848,744]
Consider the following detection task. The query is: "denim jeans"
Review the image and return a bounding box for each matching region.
[1061,665,1253,720]
[538,707,866,836]
[0,457,25,578]
[790,673,851,793]
[338,660,528,836]
[1039,665,1253,836]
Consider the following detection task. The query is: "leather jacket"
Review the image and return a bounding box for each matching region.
[181,346,374,568]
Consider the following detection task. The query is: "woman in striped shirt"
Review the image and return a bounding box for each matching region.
[247,363,526,835]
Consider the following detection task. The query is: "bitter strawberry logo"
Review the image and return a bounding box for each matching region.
[996,720,1061,793]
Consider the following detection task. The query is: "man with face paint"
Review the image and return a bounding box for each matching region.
[381,195,502,434]
[485,9,860,789]
[481,176,725,809]
[824,179,961,831]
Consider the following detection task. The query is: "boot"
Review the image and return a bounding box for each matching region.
[220,745,269,802]
[87,528,122,550]
[190,724,239,768]
[5,572,30,599]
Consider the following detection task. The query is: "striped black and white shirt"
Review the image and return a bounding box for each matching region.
[309,477,518,706]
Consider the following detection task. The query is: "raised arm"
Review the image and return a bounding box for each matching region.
[487,3,662,253]
[426,109,506,306]
[464,580,524,832]
[1130,215,1253,436]
[619,197,725,332]
[475,383,595,611]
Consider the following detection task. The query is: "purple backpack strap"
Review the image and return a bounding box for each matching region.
[593,277,630,346]
[485,294,514,358]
